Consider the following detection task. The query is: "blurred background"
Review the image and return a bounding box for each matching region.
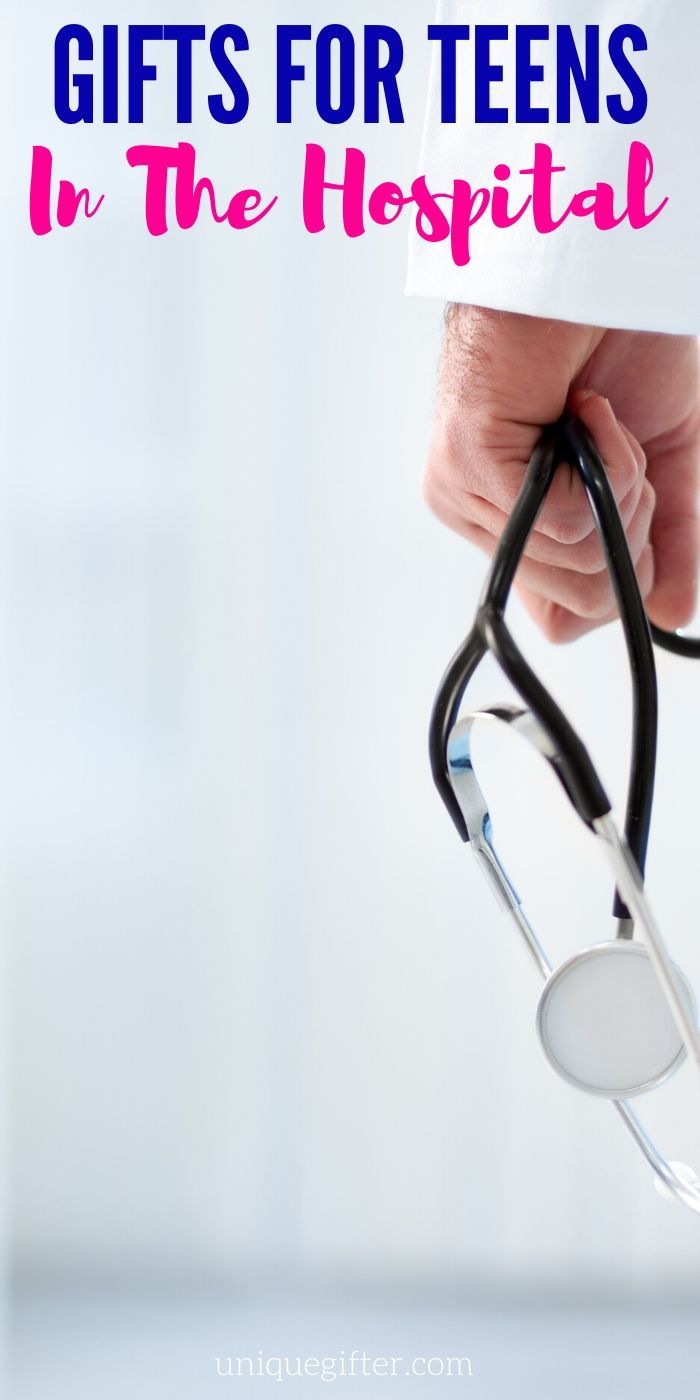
[2,2,700,1395]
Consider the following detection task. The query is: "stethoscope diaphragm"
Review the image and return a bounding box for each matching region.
[536,941,696,1099]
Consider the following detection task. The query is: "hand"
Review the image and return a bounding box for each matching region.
[424,306,700,641]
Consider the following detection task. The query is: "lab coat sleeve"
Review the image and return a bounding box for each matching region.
[406,1,699,334]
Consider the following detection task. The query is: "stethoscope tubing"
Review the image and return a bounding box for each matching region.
[431,413,698,914]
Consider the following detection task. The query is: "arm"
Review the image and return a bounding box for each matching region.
[412,5,699,638]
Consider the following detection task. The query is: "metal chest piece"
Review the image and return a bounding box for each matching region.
[446,708,700,1214]
[536,941,696,1099]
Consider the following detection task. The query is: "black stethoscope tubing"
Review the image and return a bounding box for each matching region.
[430,413,700,918]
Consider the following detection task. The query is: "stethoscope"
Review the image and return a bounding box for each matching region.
[431,413,700,1214]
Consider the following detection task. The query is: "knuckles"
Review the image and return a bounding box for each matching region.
[534,602,590,645]
[424,396,657,635]
[534,508,599,547]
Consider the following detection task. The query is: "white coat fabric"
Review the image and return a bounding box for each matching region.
[407,1,699,333]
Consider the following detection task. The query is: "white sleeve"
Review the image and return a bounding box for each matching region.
[407,1,699,334]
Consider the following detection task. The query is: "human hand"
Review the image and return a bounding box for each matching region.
[424,307,700,641]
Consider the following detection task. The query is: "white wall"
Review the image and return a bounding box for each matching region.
[5,0,700,1297]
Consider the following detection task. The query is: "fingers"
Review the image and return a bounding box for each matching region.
[451,478,655,620]
[429,466,645,573]
[426,367,654,631]
[474,394,639,545]
[431,309,633,551]
[429,399,638,549]
[425,411,643,570]
[517,541,655,644]
[644,410,700,630]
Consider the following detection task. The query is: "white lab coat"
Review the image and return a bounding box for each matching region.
[407,1,699,333]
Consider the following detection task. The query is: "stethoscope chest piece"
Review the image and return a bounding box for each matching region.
[536,942,697,1099]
